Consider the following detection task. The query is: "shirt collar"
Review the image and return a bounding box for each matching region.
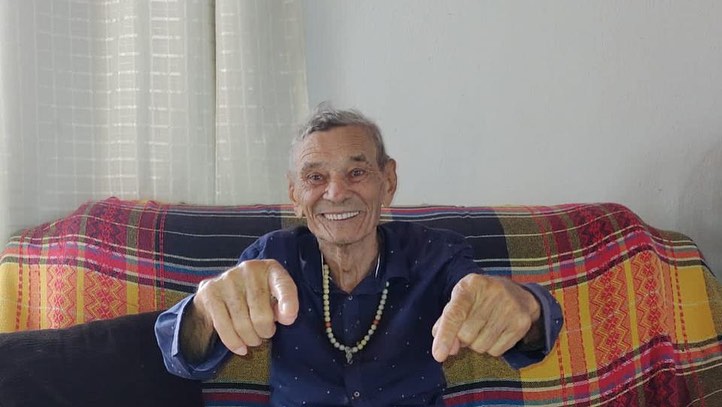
[299,223,410,295]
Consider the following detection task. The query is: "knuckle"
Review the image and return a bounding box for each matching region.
[477,333,496,351]
[515,315,532,333]
[459,273,484,290]
[235,260,268,277]
[234,264,254,279]
[457,328,476,345]
[488,346,506,357]
[197,278,210,290]
[262,259,281,268]
[451,283,473,303]
[456,274,494,300]
[197,277,221,296]
[444,303,468,324]
[195,288,220,312]
[469,339,489,354]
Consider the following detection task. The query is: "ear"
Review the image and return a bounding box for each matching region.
[381,159,398,207]
[287,174,303,218]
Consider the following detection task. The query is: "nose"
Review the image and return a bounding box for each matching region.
[324,173,351,203]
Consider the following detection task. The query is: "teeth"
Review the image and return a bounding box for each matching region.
[324,211,359,221]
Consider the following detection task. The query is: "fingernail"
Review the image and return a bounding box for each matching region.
[235,346,248,356]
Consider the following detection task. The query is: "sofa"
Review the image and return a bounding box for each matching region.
[0,197,720,407]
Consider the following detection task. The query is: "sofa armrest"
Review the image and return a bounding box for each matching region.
[0,311,202,407]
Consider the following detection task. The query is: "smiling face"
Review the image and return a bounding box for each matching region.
[288,125,397,249]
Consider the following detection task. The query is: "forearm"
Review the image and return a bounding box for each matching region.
[180,301,217,364]
[155,295,230,380]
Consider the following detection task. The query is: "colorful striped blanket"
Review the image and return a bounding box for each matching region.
[1,197,720,406]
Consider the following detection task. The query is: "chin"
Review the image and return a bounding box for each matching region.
[316,229,370,247]
[311,218,376,245]
[321,235,361,247]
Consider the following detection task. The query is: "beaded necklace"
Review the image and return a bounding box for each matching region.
[321,253,388,364]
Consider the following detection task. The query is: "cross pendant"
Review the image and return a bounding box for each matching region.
[345,349,354,364]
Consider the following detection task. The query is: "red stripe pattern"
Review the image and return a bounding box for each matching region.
[1,197,720,406]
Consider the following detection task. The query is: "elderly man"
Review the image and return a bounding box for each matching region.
[155,106,563,406]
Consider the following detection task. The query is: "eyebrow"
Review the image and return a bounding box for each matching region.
[299,154,371,173]
[350,154,370,163]
[300,162,322,173]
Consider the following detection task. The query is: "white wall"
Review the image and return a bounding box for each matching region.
[302,1,722,278]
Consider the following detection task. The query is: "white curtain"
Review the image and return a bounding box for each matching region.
[0,0,308,244]
[215,0,308,204]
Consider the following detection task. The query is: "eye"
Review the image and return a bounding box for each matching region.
[305,173,325,185]
[349,168,367,179]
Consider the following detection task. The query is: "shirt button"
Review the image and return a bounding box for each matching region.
[353,391,361,398]
[347,295,353,301]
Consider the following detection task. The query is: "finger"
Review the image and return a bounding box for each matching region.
[449,337,461,356]
[467,307,505,355]
[244,266,276,339]
[203,294,248,355]
[222,285,263,348]
[454,275,494,343]
[267,262,299,326]
[432,318,464,356]
[487,329,522,357]
[470,280,536,357]
[455,294,492,347]
[486,313,534,357]
[432,284,475,362]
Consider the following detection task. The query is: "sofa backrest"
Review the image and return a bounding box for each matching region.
[1,197,720,406]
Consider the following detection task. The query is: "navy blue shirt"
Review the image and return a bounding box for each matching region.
[156,222,563,406]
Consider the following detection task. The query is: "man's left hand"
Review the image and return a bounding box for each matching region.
[431,274,541,363]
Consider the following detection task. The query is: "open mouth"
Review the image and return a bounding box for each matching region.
[322,211,360,221]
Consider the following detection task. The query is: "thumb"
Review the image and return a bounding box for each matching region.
[267,263,299,325]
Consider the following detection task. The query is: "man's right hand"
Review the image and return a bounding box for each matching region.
[181,259,299,360]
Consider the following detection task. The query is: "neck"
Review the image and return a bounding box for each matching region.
[319,234,379,293]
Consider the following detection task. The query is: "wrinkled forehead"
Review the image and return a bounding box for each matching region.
[290,125,378,172]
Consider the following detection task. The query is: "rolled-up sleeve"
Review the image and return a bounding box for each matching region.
[154,295,231,380]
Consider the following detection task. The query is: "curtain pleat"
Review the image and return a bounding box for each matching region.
[214,0,308,204]
[0,0,308,244]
